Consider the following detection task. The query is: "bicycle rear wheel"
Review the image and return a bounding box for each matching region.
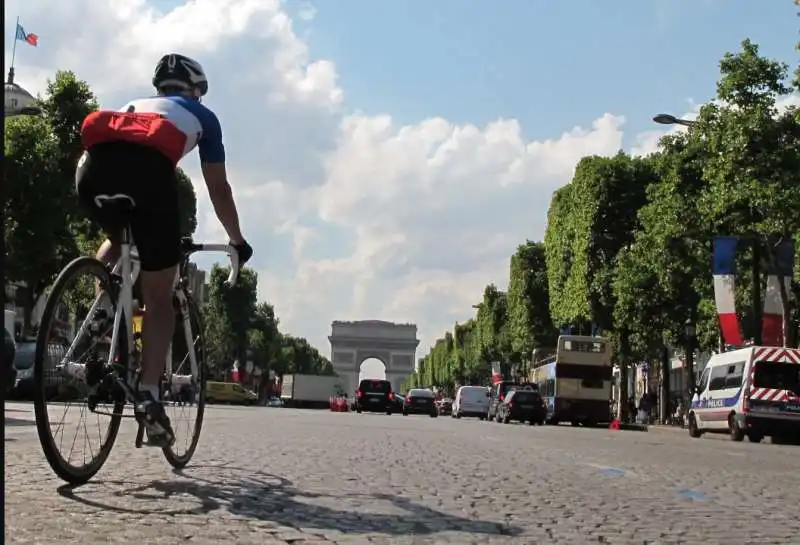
[162,290,206,469]
[34,257,127,485]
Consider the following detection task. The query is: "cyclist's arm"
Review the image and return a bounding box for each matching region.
[196,109,244,245]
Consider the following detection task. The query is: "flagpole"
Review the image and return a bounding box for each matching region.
[8,16,19,84]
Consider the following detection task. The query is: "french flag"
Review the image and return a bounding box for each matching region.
[490,361,503,385]
[762,240,795,346]
[712,236,743,346]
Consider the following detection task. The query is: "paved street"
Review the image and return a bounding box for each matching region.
[5,402,800,545]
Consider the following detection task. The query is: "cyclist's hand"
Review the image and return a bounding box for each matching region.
[232,240,253,265]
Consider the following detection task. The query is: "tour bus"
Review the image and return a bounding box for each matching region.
[530,335,612,427]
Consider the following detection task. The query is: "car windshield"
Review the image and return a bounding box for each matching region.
[360,380,391,394]
[409,389,434,398]
[753,361,800,395]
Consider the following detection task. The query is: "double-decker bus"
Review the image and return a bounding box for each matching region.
[530,335,612,427]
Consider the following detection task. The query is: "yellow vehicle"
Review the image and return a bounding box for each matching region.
[206,381,258,405]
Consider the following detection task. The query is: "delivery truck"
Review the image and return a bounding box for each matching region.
[280,374,342,409]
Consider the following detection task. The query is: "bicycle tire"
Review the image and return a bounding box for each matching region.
[162,289,206,469]
[34,257,127,486]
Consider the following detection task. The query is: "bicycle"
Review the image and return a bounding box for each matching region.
[33,194,241,485]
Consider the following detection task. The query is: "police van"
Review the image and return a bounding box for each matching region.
[689,346,800,443]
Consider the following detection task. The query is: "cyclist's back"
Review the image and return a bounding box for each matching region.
[75,53,251,447]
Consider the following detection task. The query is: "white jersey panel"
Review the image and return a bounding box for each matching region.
[119,98,203,160]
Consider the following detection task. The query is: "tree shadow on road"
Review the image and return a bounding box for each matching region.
[57,463,519,537]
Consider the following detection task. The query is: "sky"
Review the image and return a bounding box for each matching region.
[5,0,799,381]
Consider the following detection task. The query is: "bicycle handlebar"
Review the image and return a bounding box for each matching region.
[182,240,241,285]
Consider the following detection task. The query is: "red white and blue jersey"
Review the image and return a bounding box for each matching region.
[80,95,225,166]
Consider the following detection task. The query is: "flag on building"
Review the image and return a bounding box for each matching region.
[761,239,795,346]
[712,236,743,345]
[490,361,503,385]
[16,23,39,47]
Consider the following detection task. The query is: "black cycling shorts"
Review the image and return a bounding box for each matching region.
[75,141,181,272]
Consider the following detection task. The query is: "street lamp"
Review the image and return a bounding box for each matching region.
[652,113,697,127]
[683,319,696,410]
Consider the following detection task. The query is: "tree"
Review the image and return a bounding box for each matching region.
[39,70,104,258]
[204,265,258,372]
[696,39,800,346]
[176,168,198,237]
[507,241,558,370]
[4,116,72,333]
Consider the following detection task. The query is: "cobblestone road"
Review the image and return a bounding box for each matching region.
[6,401,800,544]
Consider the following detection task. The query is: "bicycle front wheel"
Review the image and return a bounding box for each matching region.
[34,257,126,485]
[162,290,206,469]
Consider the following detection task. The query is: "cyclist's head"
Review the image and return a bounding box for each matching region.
[152,53,208,100]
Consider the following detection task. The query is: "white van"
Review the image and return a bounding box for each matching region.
[689,346,800,443]
[452,385,490,419]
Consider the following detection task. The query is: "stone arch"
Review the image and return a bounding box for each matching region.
[329,320,419,396]
[359,357,387,382]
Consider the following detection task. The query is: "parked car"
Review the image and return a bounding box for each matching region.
[12,339,77,400]
[205,381,258,405]
[487,381,537,421]
[436,398,453,416]
[4,328,16,394]
[355,379,394,414]
[403,388,438,417]
[495,389,547,425]
[452,385,489,419]
[266,396,284,407]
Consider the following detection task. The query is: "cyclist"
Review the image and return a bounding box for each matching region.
[76,53,252,447]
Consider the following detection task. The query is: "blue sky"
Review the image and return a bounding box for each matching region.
[295,0,798,141]
[6,0,799,378]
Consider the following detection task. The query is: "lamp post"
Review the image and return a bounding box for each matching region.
[684,319,696,411]
[660,332,670,424]
[652,113,697,127]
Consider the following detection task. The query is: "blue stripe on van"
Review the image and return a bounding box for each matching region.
[690,386,743,411]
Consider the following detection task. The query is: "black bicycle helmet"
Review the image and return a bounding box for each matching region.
[152,53,209,97]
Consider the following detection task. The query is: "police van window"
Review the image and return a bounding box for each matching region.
[723,362,746,389]
[708,365,729,391]
[697,367,711,392]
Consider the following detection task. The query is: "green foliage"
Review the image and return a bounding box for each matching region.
[176,168,198,237]
[4,116,72,331]
[507,240,558,362]
[203,264,332,379]
[414,37,800,400]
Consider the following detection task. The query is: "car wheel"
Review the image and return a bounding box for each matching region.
[687,414,702,438]
[729,415,745,442]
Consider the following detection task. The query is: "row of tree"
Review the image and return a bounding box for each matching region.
[203,265,334,379]
[402,40,800,403]
[3,70,332,379]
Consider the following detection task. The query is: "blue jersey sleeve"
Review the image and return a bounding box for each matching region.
[194,106,226,163]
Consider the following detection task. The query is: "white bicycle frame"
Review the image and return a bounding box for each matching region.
[61,225,240,399]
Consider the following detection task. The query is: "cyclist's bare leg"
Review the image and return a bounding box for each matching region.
[139,266,178,398]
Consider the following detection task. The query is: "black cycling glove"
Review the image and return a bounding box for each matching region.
[233,240,253,265]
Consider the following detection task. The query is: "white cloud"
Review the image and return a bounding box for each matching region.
[7,0,692,367]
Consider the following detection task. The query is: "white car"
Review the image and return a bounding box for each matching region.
[452,385,490,419]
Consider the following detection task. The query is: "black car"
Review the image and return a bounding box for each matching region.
[4,328,16,394]
[487,381,537,421]
[495,389,547,425]
[355,379,394,415]
[402,389,438,417]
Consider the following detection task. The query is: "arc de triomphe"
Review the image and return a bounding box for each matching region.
[329,320,419,395]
